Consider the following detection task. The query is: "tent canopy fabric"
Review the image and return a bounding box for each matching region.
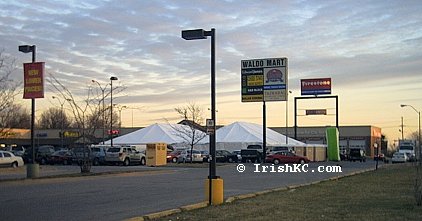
[104,123,207,145]
[216,121,305,146]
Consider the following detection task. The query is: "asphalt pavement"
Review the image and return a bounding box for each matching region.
[0,161,381,221]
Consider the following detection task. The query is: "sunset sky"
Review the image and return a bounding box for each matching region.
[1,0,421,144]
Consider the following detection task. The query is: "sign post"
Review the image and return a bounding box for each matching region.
[241,58,288,160]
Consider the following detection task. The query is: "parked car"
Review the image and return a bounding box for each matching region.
[105,146,146,166]
[72,147,93,165]
[48,150,73,165]
[392,152,408,164]
[267,146,294,154]
[216,150,239,163]
[167,149,184,163]
[241,149,263,163]
[90,146,107,166]
[23,145,55,165]
[405,153,416,162]
[265,151,310,165]
[3,146,26,156]
[177,149,203,163]
[232,150,242,162]
[0,151,24,168]
[348,148,366,162]
[200,150,209,162]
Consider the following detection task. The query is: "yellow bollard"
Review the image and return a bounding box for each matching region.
[205,178,224,205]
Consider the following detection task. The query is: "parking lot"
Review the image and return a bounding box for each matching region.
[0,160,380,221]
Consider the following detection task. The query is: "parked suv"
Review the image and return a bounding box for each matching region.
[348,148,366,162]
[23,145,55,165]
[105,146,146,166]
[90,146,107,166]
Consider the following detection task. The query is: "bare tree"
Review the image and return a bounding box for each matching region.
[0,49,21,133]
[47,73,124,173]
[171,103,207,163]
[39,107,71,129]
[47,74,123,142]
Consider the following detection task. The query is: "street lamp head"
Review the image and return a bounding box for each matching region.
[182,29,208,40]
[52,96,57,99]
[18,45,35,53]
[92,79,97,83]
[110,76,118,81]
[400,104,407,108]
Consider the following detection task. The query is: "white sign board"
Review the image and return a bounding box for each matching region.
[241,58,288,102]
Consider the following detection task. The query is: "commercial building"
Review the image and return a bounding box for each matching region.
[1,125,383,157]
[271,126,383,158]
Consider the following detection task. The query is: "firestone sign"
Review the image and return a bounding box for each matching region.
[301,78,331,96]
[241,58,288,102]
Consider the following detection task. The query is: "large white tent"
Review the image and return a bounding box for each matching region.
[103,123,207,146]
[210,121,306,151]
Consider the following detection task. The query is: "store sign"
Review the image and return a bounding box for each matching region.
[306,109,327,115]
[63,131,79,138]
[301,78,331,96]
[23,62,45,99]
[108,130,119,135]
[241,58,288,102]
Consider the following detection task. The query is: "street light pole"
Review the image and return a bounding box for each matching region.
[401,104,421,165]
[92,80,109,145]
[110,76,118,146]
[182,28,218,205]
[116,105,128,131]
[18,44,38,178]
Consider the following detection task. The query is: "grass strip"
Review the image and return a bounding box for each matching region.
[155,164,422,221]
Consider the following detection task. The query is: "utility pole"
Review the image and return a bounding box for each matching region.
[401,116,404,140]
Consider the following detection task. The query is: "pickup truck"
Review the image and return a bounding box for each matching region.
[240,149,263,163]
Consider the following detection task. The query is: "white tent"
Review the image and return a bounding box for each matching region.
[209,121,306,151]
[103,123,207,146]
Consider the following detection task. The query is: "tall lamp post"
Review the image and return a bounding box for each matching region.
[18,44,38,178]
[52,96,71,149]
[401,104,421,165]
[182,28,218,205]
[116,105,128,131]
[110,76,118,146]
[92,80,109,144]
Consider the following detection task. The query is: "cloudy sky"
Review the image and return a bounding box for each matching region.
[1,0,422,143]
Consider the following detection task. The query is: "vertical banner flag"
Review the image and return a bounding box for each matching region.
[23,62,45,99]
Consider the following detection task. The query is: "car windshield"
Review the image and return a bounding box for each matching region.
[107,148,121,153]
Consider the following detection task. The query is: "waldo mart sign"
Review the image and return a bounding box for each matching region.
[241,58,288,102]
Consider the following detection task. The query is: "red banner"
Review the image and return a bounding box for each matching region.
[23,62,45,99]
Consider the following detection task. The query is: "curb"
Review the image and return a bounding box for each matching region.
[143,209,181,220]
[180,202,208,211]
[127,167,376,220]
